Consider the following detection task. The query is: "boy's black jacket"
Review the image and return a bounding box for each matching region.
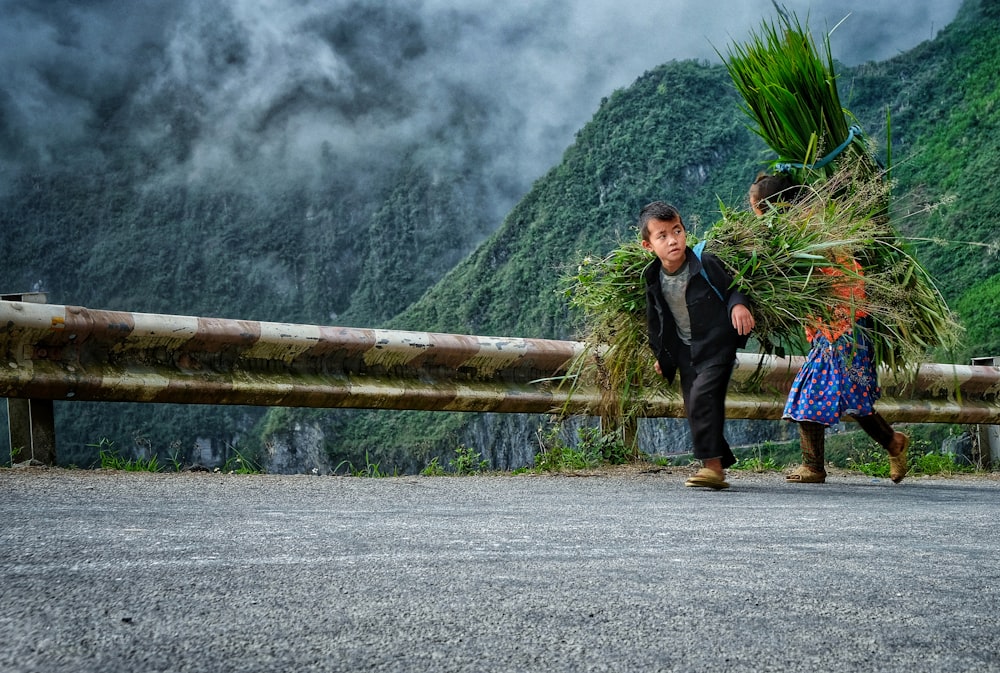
[643,247,751,384]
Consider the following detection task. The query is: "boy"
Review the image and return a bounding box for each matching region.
[640,201,755,489]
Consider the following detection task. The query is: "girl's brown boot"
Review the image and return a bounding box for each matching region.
[787,422,827,483]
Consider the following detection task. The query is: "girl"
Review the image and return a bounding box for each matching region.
[750,173,909,484]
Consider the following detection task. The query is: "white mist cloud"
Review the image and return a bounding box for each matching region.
[0,0,964,203]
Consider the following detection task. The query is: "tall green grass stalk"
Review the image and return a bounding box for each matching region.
[721,7,878,183]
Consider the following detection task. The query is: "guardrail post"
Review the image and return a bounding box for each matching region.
[7,398,56,466]
[2,292,56,466]
[971,356,1000,469]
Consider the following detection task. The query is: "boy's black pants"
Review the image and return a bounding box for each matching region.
[676,343,738,468]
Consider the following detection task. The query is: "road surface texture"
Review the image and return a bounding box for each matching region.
[2,465,999,673]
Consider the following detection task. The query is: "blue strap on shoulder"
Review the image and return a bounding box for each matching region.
[692,240,724,302]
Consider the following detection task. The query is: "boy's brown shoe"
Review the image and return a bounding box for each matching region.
[684,468,730,490]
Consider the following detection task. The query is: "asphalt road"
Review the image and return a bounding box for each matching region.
[2,466,999,673]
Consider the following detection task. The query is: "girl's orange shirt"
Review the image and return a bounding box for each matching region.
[805,258,867,343]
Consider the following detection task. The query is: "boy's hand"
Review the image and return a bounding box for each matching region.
[654,360,662,376]
[731,304,755,336]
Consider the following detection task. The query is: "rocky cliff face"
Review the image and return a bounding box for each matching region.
[639,417,796,459]
[264,422,335,475]
[457,412,547,471]
[248,378,815,474]
[453,412,794,472]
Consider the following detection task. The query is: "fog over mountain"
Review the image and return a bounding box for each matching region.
[0,0,962,220]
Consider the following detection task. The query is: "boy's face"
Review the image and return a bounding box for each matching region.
[641,217,687,273]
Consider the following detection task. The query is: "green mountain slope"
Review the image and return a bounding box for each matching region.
[400,0,1000,352]
[315,61,767,469]
[393,61,765,339]
[844,0,1000,358]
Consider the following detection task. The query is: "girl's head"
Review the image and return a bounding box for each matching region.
[749,172,803,215]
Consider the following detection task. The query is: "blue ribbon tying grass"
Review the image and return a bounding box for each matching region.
[774,125,863,173]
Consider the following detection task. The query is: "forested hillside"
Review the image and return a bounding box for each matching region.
[310,60,768,471]
[854,0,1000,356]
[2,0,997,471]
[393,62,764,339]
[399,0,1000,345]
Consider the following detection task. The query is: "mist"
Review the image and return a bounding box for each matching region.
[0,0,963,216]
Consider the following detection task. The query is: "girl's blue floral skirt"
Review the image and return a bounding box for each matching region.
[782,329,881,427]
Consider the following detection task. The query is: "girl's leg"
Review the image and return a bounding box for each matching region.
[798,421,826,471]
[787,421,826,483]
[787,421,827,483]
[854,412,909,483]
[854,412,893,447]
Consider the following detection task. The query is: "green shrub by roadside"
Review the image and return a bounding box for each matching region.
[847,437,974,479]
[449,445,490,475]
[420,457,447,477]
[94,438,161,472]
[730,441,787,472]
[526,424,633,473]
[337,451,398,478]
[419,445,490,476]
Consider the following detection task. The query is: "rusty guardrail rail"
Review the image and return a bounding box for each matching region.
[2,298,999,465]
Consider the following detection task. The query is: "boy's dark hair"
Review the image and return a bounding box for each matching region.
[639,201,684,241]
[749,172,804,212]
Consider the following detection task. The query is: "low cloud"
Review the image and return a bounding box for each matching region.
[0,0,963,207]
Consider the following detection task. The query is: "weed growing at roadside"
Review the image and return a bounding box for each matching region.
[93,438,161,472]
[531,423,632,472]
[167,441,186,472]
[219,445,263,474]
[420,457,446,476]
[911,450,973,476]
[576,426,632,465]
[847,437,975,478]
[419,446,490,476]
[730,441,784,472]
[846,442,890,479]
[336,451,397,477]
[732,455,781,473]
[449,445,489,475]
[533,442,601,471]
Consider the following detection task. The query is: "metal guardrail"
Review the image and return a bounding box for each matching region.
[2,298,998,465]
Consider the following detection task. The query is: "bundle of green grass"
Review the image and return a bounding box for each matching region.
[715,8,961,368]
[564,171,960,422]
[704,166,961,368]
[721,8,881,182]
[561,10,962,434]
